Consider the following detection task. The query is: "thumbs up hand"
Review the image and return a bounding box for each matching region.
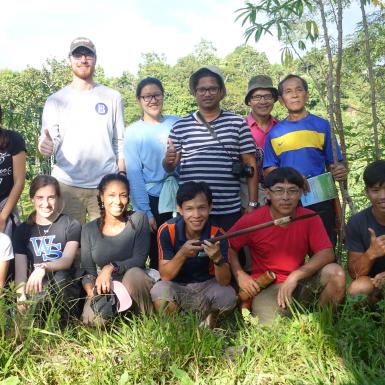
[38,129,55,156]
[367,227,385,260]
[163,138,178,171]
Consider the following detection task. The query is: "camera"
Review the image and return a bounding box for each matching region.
[231,162,254,178]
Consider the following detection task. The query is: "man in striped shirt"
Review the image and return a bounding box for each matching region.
[163,66,258,231]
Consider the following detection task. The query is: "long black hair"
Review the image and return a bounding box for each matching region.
[0,104,10,150]
[97,173,134,234]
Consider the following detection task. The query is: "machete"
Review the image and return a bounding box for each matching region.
[192,211,321,246]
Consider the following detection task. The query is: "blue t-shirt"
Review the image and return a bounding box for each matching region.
[158,216,229,283]
[124,115,179,218]
[263,113,343,178]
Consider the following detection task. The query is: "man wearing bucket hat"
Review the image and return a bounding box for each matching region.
[38,37,125,224]
[240,75,279,209]
[163,65,258,231]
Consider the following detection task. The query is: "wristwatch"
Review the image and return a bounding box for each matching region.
[248,201,260,208]
[110,262,119,274]
[213,257,225,267]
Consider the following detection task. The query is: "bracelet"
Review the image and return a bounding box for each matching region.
[118,170,127,176]
[248,201,260,208]
[33,263,46,270]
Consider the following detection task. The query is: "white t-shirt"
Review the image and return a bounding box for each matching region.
[41,84,125,188]
[0,233,14,262]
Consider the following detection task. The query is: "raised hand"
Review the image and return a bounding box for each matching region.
[38,129,54,156]
[367,227,385,259]
[164,138,178,169]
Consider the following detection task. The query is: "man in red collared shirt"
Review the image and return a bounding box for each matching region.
[241,75,279,209]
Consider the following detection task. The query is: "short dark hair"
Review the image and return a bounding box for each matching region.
[176,181,213,207]
[264,167,305,189]
[278,74,308,96]
[136,77,164,98]
[190,69,224,92]
[363,160,385,188]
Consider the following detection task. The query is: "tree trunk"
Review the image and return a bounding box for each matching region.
[318,0,355,257]
[359,0,380,160]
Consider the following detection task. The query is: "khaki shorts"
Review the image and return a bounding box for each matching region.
[150,278,237,318]
[251,272,323,324]
[59,182,100,224]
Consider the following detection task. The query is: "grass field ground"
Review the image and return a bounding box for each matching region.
[0,292,384,385]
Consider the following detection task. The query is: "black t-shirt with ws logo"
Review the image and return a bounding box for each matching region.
[12,214,81,265]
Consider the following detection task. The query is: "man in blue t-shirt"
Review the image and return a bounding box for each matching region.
[346,160,385,303]
[263,74,347,245]
[150,181,237,328]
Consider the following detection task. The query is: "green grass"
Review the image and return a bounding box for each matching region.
[1,292,385,385]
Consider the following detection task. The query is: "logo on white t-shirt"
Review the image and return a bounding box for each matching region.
[95,103,108,115]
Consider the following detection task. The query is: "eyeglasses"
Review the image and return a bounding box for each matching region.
[268,188,301,197]
[139,93,164,103]
[195,87,220,96]
[72,52,95,60]
[250,94,273,102]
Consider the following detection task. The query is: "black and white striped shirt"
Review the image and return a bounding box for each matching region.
[169,110,256,215]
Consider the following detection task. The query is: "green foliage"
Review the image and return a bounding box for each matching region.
[1,30,384,214]
[1,288,385,384]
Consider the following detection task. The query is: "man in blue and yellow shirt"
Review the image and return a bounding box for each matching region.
[263,74,347,245]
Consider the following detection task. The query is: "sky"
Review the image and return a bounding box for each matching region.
[0,0,369,77]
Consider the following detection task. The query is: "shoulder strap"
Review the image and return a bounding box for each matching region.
[167,223,176,248]
[195,111,237,162]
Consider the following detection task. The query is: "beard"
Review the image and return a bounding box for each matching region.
[72,65,95,81]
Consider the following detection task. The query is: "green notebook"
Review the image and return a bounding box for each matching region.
[301,172,338,207]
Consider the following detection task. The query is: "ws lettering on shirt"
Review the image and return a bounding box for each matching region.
[12,214,81,264]
[263,113,343,178]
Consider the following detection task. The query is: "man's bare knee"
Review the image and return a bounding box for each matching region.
[319,263,346,305]
[153,299,178,314]
[347,276,374,297]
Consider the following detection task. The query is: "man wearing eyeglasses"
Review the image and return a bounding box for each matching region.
[163,65,258,232]
[38,37,125,224]
[240,75,279,209]
[229,167,345,324]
